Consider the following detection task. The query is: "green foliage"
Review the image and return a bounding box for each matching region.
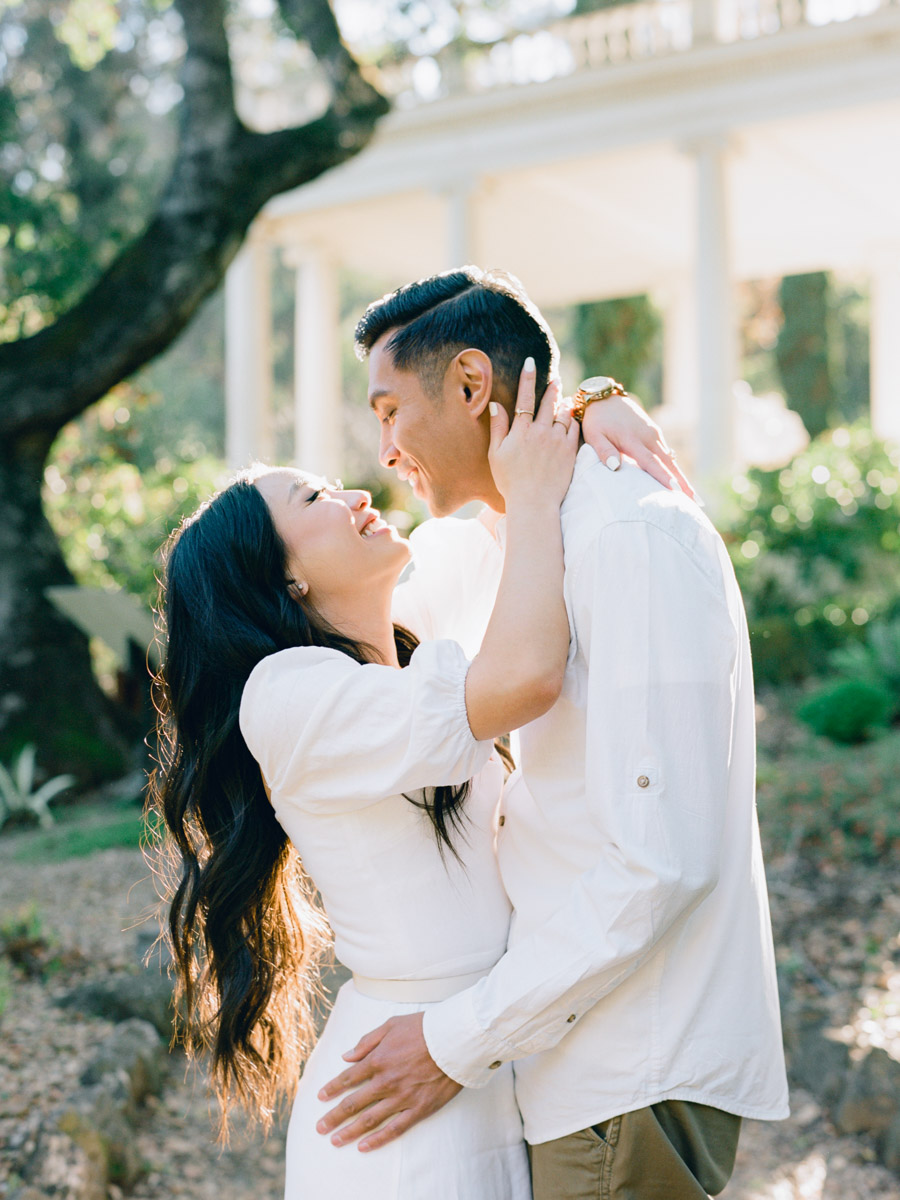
[5,803,146,865]
[44,388,228,609]
[829,616,900,714]
[775,272,836,439]
[0,0,178,341]
[796,679,892,744]
[740,273,869,426]
[724,424,900,684]
[756,730,900,865]
[0,745,75,831]
[572,294,662,409]
[0,902,60,978]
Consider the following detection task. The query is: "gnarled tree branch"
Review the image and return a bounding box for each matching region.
[0,0,389,440]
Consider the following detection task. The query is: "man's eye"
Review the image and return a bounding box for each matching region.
[383,411,395,426]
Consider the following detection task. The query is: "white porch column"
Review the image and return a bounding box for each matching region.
[691,135,736,488]
[650,276,700,475]
[692,0,720,43]
[870,249,900,445]
[444,179,477,268]
[291,247,343,480]
[225,235,273,468]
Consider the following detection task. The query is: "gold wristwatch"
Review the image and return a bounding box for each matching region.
[571,376,628,422]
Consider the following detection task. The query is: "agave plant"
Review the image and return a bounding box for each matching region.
[0,745,75,831]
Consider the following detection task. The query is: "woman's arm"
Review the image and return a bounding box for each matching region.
[465,365,579,741]
[579,390,696,498]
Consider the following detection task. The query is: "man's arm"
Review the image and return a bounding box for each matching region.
[319,516,739,1148]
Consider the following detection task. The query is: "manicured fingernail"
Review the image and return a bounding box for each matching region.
[359,1142,372,1153]
[671,479,683,492]
[316,1118,327,1131]
[695,492,706,508]
[606,455,621,472]
[332,1134,344,1146]
[523,356,535,373]
[489,402,498,416]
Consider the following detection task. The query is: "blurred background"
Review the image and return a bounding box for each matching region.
[0,1,899,1197]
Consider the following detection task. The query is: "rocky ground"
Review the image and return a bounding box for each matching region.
[1,844,899,1199]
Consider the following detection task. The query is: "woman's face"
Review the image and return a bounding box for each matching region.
[253,469,410,609]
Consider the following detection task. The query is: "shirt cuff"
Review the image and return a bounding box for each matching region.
[422,982,519,1090]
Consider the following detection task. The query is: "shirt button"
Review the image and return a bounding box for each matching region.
[488,1060,502,1070]
[498,815,506,827]
[566,1013,577,1023]
[637,775,650,788]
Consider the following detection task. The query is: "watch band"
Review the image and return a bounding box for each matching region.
[571,376,628,422]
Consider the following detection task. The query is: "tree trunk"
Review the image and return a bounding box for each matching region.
[0,0,388,782]
[0,434,134,778]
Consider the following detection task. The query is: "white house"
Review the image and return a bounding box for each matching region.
[224,0,900,485]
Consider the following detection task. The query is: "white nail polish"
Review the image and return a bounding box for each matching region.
[489,402,498,416]
[523,356,535,373]
[695,492,707,508]
[671,479,683,492]
[606,455,621,472]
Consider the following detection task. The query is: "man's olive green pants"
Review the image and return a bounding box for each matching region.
[530,1100,742,1200]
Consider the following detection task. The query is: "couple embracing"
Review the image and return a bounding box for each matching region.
[154,267,788,1200]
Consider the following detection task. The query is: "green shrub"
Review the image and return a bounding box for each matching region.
[796,679,892,744]
[44,387,228,611]
[0,904,59,979]
[723,424,900,685]
[829,616,900,716]
[757,730,900,864]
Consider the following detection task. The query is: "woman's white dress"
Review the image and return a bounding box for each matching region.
[239,639,531,1200]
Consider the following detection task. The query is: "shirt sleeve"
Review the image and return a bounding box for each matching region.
[423,519,741,1086]
[239,641,493,812]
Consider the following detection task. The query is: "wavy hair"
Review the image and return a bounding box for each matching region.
[149,473,471,1133]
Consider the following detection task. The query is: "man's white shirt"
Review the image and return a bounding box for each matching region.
[392,447,789,1146]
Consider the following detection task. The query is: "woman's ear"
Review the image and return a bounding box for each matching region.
[451,348,493,420]
[286,579,308,601]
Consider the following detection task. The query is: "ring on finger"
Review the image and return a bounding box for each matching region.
[514,408,534,418]
[552,418,569,428]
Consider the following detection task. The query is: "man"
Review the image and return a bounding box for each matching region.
[317,267,789,1198]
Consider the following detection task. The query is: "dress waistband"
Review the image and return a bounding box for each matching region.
[351,967,490,1003]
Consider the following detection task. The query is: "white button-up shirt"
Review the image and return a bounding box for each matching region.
[398,448,789,1146]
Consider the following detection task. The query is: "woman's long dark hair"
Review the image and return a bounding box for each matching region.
[149,473,471,1132]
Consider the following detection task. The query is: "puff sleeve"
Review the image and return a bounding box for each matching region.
[239,641,493,812]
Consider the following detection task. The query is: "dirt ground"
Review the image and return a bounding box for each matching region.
[1,845,898,1200]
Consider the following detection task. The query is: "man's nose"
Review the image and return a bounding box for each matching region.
[379,430,399,470]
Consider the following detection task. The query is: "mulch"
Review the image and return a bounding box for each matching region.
[1,845,898,1200]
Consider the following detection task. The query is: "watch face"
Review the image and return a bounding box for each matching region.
[578,375,614,393]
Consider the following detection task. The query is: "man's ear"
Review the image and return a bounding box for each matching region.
[449,348,493,420]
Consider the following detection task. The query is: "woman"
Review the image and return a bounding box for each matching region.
[151,371,679,1198]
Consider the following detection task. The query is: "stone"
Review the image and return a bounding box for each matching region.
[56,1078,145,1190]
[881,1113,900,1172]
[783,1002,851,1107]
[58,968,174,1037]
[80,1017,167,1106]
[834,1047,900,1136]
[18,1121,108,1200]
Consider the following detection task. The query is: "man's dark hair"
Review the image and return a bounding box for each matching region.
[354,266,557,406]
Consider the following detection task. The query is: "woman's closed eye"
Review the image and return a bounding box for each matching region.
[304,488,324,504]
